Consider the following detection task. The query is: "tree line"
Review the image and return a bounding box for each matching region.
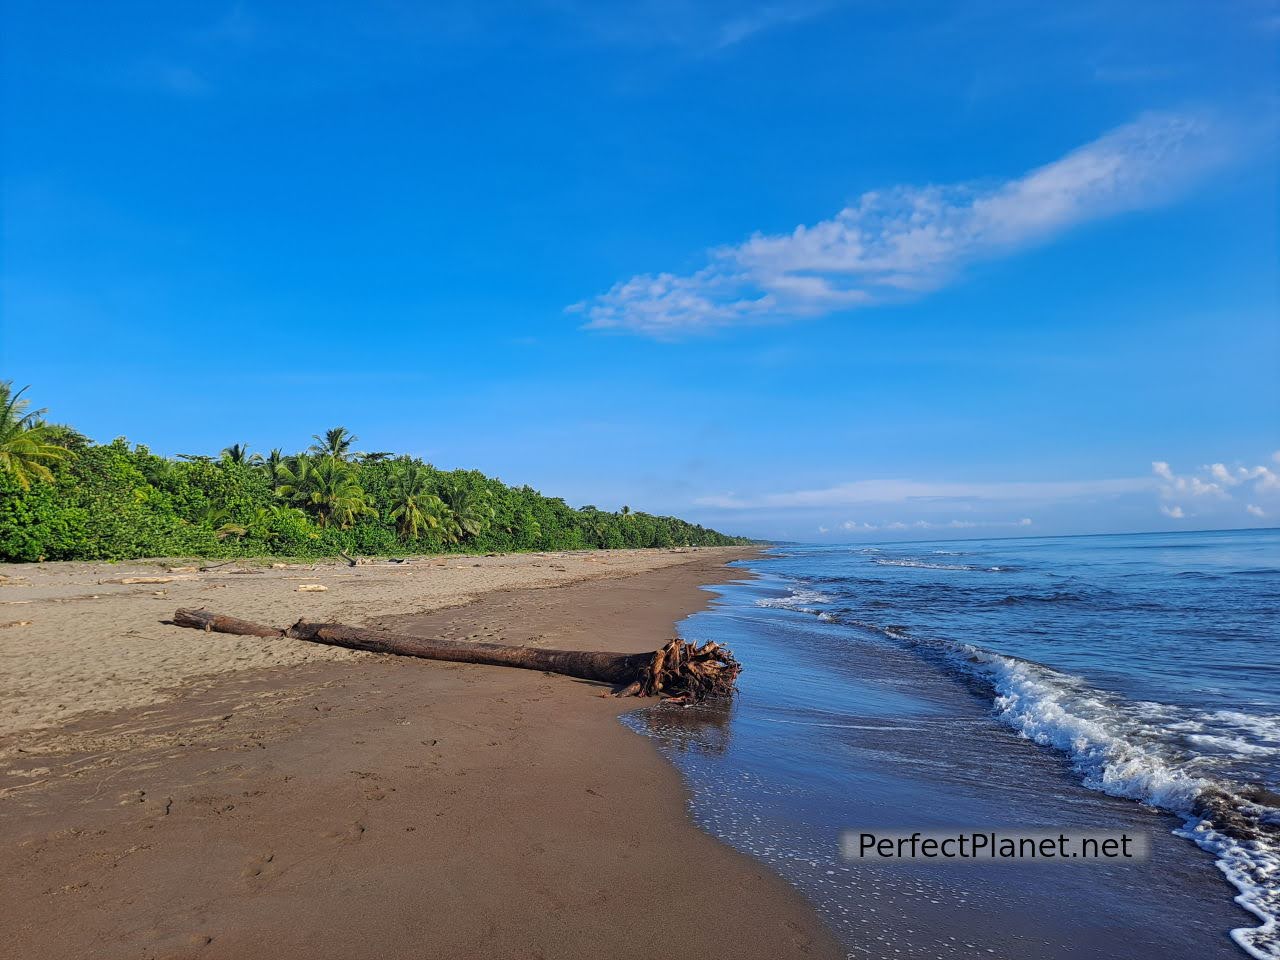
[0,382,753,562]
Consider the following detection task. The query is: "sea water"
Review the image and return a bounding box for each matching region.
[625,529,1279,959]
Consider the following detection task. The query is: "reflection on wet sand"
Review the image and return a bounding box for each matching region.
[630,699,734,758]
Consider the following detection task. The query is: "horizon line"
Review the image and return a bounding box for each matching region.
[758,524,1280,549]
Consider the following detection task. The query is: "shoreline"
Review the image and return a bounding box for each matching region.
[692,542,1265,959]
[0,548,843,959]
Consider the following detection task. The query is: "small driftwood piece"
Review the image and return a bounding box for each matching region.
[100,575,195,585]
[171,608,740,702]
[198,559,241,572]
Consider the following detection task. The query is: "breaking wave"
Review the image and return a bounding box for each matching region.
[754,585,1280,958]
[946,642,1280,960]
[755,587,834,613]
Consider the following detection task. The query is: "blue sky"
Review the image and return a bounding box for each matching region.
[2,1,1278,541]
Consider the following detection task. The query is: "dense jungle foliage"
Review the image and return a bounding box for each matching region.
[0,383,752,562]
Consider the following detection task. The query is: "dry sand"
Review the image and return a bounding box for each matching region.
[0,548,725,737]
[0,548,843,960]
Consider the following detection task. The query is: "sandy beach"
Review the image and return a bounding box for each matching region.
[0,548,842,960]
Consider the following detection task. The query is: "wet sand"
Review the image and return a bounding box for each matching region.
[0,550,842,960]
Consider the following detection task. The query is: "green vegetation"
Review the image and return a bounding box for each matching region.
[0,383,68,490]
[0,382,752,562]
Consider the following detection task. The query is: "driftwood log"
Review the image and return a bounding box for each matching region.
[172,608,741,701]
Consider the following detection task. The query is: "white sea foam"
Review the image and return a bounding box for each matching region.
[947,641,1280,958]
[755,587,834,611]
[1179,818,1280,960]
[871,558,1004,572]
[1209,711,1280,745]
[955,644,1210,808]
[1188,734,1279,758]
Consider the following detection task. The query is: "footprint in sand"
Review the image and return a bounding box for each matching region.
[240,851,277,882]
[324,820,366,844]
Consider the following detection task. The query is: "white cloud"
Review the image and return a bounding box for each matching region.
[1151,461,1225,497]
[696,475,1149,510]
[1152,455,1280,519]
[1206,461,1280,490]
[576,111,1230,336]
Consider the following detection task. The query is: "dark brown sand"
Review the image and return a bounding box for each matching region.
[0,552,842,960]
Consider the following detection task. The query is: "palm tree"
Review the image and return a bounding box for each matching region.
[434,511,464,546]
[310,427,359,461]
[243,504,297,537]
[275,453,312,498]
[40,423,90,450]
[262,448,286,491]
[440,481,494,541]
[577,505,608,545]
[277,453,371,528]
[387,461,449,540]
[0,382,68,490]
[221,442,262,465]
[199,504,248,540]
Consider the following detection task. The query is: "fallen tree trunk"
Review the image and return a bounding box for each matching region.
[173,609,286,638]
[172,608,740,701]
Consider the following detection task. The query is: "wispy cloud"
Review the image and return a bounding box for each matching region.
[133,61,213,97]
[1151,454,1280,521]
[561,1,841,52]
[575,111,1231,337]
[695,475,1151,510]
[128,5,260,98]
[714,2,836,49]
[197,3,260,47]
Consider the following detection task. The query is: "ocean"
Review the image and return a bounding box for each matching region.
[625,529,1279,959]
